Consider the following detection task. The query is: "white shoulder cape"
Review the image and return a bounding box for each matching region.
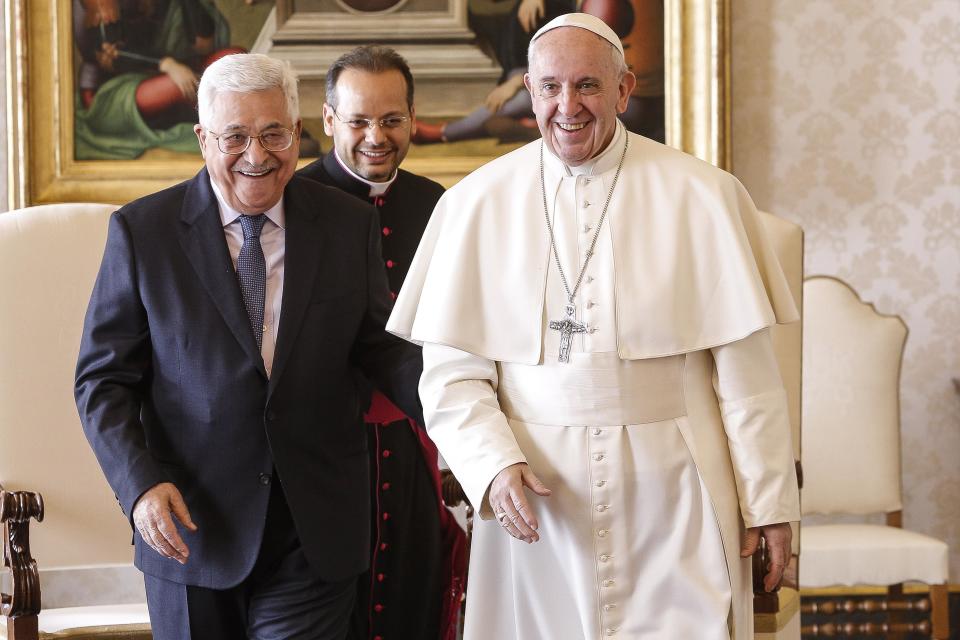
[388,133,798,364]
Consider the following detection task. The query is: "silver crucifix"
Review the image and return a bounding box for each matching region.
[548,303,587,363]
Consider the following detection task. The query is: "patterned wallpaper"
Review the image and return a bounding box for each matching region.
[732,0,960,579]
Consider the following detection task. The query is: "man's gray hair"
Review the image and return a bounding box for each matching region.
[528,29,629,79]
[198,53,300,126]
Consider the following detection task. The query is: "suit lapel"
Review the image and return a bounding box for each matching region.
[269,178,325,396]
[177,169,267,379]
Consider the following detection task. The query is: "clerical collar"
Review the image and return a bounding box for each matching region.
[210,176,285,230]
[545,120,626,178]
[333,149,397,197]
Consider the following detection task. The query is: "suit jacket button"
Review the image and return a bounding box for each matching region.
[258,473,271,486]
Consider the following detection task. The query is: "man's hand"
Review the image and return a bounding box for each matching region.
[484,74,525,114]
[741,522,792,592]
[516,0,545,33]
[133,482,197,564]
[159,57,199,101]
[488,462,551,543]
[95,42,119,71]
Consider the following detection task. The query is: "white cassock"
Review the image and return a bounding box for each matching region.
[388,123,801,639]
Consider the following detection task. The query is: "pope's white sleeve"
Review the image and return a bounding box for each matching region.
[711,328,801,528]
[420,342,527,520]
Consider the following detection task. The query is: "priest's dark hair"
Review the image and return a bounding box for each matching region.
[325,45,415,111]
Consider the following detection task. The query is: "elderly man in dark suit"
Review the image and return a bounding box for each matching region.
[75,53,422,640]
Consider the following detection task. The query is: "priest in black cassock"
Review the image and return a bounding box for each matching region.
[298,45,466,640]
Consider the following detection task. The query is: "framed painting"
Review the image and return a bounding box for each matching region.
[5,0,729,207]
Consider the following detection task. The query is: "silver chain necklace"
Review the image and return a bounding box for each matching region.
[541,135,629,363]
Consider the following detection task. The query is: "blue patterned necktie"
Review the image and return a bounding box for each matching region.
[237,214,267,350]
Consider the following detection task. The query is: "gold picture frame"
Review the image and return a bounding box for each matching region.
[5,0,730,208]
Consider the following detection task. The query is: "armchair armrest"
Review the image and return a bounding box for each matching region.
[1,485,44,638]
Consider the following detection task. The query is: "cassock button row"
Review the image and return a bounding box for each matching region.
[374,604,384,613]
[382,512,390,521]
[377,573,385,582]
[382,227,392,236]
[380,543,388,551]
[382,482,391,490]
[386,260,395,268]
[382,449,392,458]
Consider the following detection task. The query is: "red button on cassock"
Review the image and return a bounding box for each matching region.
[382,512,390,521]
[385,260,395,268]
[382,227,392,236]
[377,573,385,582]
[380,543,389,551]
[374,604,384,613]
[390,291,397,300]
[382,449,391,458]
[382,482,391,490]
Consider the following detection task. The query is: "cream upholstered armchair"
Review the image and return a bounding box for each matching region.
[799,276,949,638]
[0,204,150,639]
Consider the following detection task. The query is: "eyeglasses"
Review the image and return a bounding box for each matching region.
[206,127,295,155]
[535,80,604,100]
[332,109,411,131]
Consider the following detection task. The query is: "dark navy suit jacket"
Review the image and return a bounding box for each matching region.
[75,168,423,588]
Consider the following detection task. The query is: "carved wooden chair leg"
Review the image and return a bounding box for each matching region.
[930,583,950,640]
[1,487,45,640]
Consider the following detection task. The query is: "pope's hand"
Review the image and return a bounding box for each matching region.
[741,522,792,592]
[489,462,551,543]
[133,482,198,564]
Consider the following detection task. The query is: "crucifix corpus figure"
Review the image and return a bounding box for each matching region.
[549,302,587,363]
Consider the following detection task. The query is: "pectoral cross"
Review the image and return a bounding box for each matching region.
[549,303,587,363]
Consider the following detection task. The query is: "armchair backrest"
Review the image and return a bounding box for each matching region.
[758,211,803,460]
[0,203,133,568]
[800,276,906,516]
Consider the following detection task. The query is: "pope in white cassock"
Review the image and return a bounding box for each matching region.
[388,13,801,639]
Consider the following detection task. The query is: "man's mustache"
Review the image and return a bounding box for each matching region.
[232,159,280,173]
